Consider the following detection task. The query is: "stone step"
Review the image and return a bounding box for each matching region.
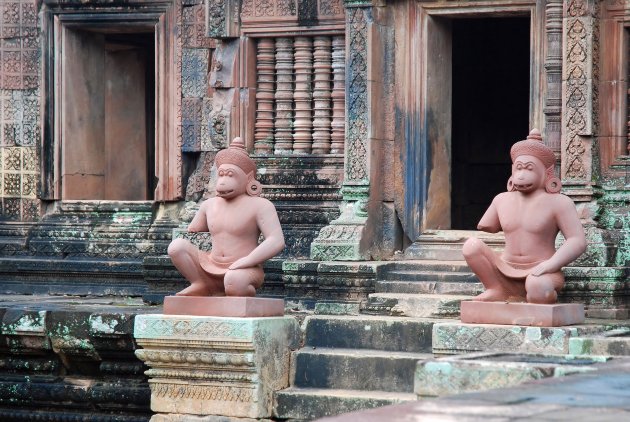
[292,348,432,392]
[375,280,483,295]
[303,315,437,353]
[432,321,614,355]
[273,387,416,421]
[569,328,630,356]
[381,260,471,273]
[382,270,476,282]
[364,293,472,318]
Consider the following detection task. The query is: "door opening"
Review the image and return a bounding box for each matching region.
[450,17,530,229]
[61,29,155,200]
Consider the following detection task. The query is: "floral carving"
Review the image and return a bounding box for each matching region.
[346,8,368,182]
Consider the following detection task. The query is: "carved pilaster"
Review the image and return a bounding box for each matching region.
[293,36,314,154]
[311,6,371,261]
[274,37,294,154]
[331,35,346,154]
[312,36,333,154]
[344,7,369,187]
[254,38,275,154]
[562,0,595,190]
[544,0,563,155]
[205,0,240,38]
[134,315,300,420]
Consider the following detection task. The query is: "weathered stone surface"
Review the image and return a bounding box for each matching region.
[163,296,285,317]
[569,328,630,356]
[303,315,435,353]
[365,293,470,318]
[460,301,585,327]
[292,348,431,392]
[274,387,416,421]
[432,321,610,355]
[0,295,155,420]
[415,352,605,397]
[134,315,300,419]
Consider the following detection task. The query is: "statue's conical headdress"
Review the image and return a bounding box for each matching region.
[510,129,555,169]
[215,137,256,177]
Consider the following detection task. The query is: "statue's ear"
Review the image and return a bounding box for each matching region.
[246,180,262,196]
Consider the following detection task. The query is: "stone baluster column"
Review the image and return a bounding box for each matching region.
[311,3,374,260]
[312,36,333,154]
[544,0,563,158]
[274,37,295,154]
[293,37,314,154]
[254,38,275,154]
[331,35,346,154]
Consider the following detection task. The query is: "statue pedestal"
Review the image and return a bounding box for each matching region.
[134,315,300,420]
[460,301,585,327]
[163,296,285,317]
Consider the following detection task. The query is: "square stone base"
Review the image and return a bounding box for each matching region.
[460,301,585,327]
[163,296,284,317]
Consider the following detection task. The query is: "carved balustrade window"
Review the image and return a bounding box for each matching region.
[252,35,346,155]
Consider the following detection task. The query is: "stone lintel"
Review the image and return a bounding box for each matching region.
[163,296,284,317]
[460,301,585,327]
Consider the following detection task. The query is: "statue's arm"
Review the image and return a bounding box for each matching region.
[532,195,587,275]
[477,198,501,233]
[229,200,285,270]
[187,201,210,233]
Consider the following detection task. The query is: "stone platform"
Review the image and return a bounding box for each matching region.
[134,314,300,420]
[163,296,285,317]
[460,301,585,327]
[432,321,612,355]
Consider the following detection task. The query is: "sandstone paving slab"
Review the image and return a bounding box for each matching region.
[432,321,613,355]
[315,361,630,422]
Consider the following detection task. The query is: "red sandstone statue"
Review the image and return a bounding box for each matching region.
[463,129,587,304]
[168,137,285,297]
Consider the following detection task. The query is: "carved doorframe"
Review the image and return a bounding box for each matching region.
[598,1,630,179]
[397,0,545,240]
[40,0,183,201]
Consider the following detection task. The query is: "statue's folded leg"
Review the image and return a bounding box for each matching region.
[525,271,564,304]
[224,266,265,297]
[463,238,526,302]
[168,238,224,296]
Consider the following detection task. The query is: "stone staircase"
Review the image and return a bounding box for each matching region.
[273,315,440,420]
[364,260,483,317]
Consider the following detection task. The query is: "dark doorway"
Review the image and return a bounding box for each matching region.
[450,17,530,229]
[61,29,155,200]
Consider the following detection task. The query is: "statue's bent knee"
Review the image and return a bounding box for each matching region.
[462,237,483,258]
[167,238,190,258]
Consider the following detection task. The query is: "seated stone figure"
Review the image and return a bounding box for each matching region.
[463,129,587,304]
[168,137,285,297]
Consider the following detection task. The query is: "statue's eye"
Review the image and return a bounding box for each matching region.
[218,170,225,176]
[526,164,534,170]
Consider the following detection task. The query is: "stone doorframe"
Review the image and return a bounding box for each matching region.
[40,0,183,202]
[395,0,547,242]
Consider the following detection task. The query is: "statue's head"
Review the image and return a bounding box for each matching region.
[214,137,262,199]
[508,129,561,194]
